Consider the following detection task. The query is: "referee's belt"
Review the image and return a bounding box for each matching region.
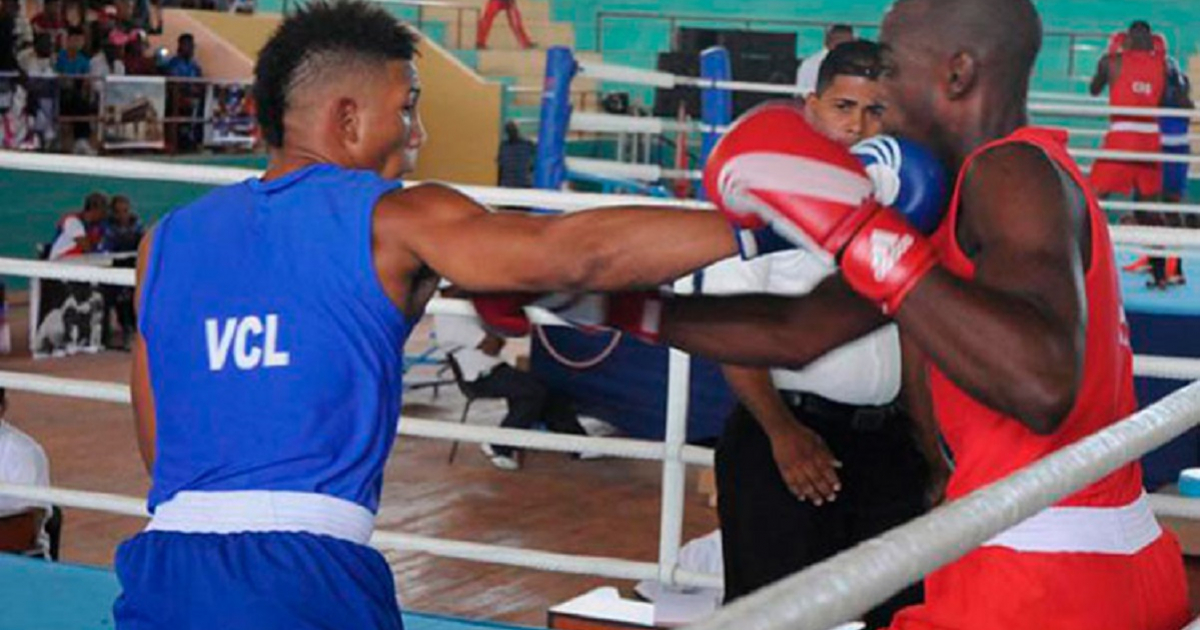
[777,390,903,432]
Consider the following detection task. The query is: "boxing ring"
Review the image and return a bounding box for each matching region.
[5,48,1200,630]
[2,149,1200,629]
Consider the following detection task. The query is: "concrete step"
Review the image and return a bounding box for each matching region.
[478,49,600,78]
[419,9,575,50]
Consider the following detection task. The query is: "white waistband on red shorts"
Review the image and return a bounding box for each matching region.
[982,492,1160,555]
[1109,121,1161,134]
[146,490,375,545]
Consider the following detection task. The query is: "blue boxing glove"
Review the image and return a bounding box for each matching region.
[851,135,948,235]
[732,135,947,260]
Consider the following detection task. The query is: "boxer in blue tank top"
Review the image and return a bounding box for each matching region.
[114,2,741,628]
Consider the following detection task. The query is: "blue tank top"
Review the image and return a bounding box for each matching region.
[140,164,410,513]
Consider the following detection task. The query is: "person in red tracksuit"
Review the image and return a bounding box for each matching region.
[1090,22,1172,287]
[476,0,534,50]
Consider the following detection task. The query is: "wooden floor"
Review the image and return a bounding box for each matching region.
[6,294,1200,627]
[0,296,718,627]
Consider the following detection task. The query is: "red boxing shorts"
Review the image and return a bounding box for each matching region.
[1091,129,1164,198]
[1091,159,1163,198]
[888,498,1188,630]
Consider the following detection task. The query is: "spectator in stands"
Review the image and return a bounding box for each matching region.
[0,10,18,71]
[89,29,126,91]
[56,25,94,154]
[497,120,535,188]
[436,289,589,471]
[22,30,54,74]
[53,25,87,74]
[165,31,200,78]
[476,0,534,50]
[0,388,52,559]
[99,194,141,349]
[794,24,853,97]
[122,29,152,75]
[4,0,34,70]
[31,0,67,50]
[165,32,203,151]
[48,191,106,260]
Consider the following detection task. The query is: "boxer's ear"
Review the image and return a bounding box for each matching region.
[336,97,361,145]
[945,51,978,101]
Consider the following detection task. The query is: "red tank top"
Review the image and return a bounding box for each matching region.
[1110,49,1167,118]
[929,127,1142,508]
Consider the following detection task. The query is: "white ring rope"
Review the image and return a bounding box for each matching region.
[566,156,701,182]
[572,60,1200,120]
[0,482,723,588]
[688,380,1200,630]
[0,151,710,213]
[4,145,1200,219]
[0,368,718,467]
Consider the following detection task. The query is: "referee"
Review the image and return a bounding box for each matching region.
[703,41,947,629]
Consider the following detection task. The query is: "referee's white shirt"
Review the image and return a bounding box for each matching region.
[702,251,902,406]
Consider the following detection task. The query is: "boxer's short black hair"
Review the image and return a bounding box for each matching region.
[815,40,883,95]
[254,0,418,147]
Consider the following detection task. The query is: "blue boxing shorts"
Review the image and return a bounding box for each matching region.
[114,530,404,630]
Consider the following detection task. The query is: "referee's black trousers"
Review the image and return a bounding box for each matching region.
[715,399,931,629]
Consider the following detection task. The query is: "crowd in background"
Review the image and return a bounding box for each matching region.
[0,0,214,153]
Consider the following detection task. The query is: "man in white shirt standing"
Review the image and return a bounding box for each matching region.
[434,310,587,471]
[707,41,946,630]
[0,388,52,559]
[794,24,854,98]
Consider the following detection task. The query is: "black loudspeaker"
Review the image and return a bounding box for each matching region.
[654,52,701,118]
[731,54,799,117]
[677,27,723,55]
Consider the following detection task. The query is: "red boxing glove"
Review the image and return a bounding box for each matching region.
[536,291,663,344]
[703,100,936,314]
[838,202,938,314]
[471,294,538,337]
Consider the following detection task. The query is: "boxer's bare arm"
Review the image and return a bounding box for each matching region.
[894,144,1086,434]
[659,275,887,368]
[374,183,736,295]
[131,229,158,473]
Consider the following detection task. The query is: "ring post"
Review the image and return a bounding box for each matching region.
[534,46,578,209]
[698,46,732,200]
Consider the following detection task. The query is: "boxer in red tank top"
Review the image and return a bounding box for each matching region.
[1090,22,1173,287]
[645,1,1189,628]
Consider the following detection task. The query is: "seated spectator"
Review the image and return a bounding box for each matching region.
[56,26,94,154]
[54,26,88,75]
[31,0,67,50]
[434,294,590,471]
[99,194,141,349]
[0,12,18,72]
[48,191,106,260]
[101,194,143,253]
[22,31,55,75]
[166,32,202,151]
[121,29,153,75]
[89,33,125,91]
[0,388,52,559]
[3,0,34,70]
